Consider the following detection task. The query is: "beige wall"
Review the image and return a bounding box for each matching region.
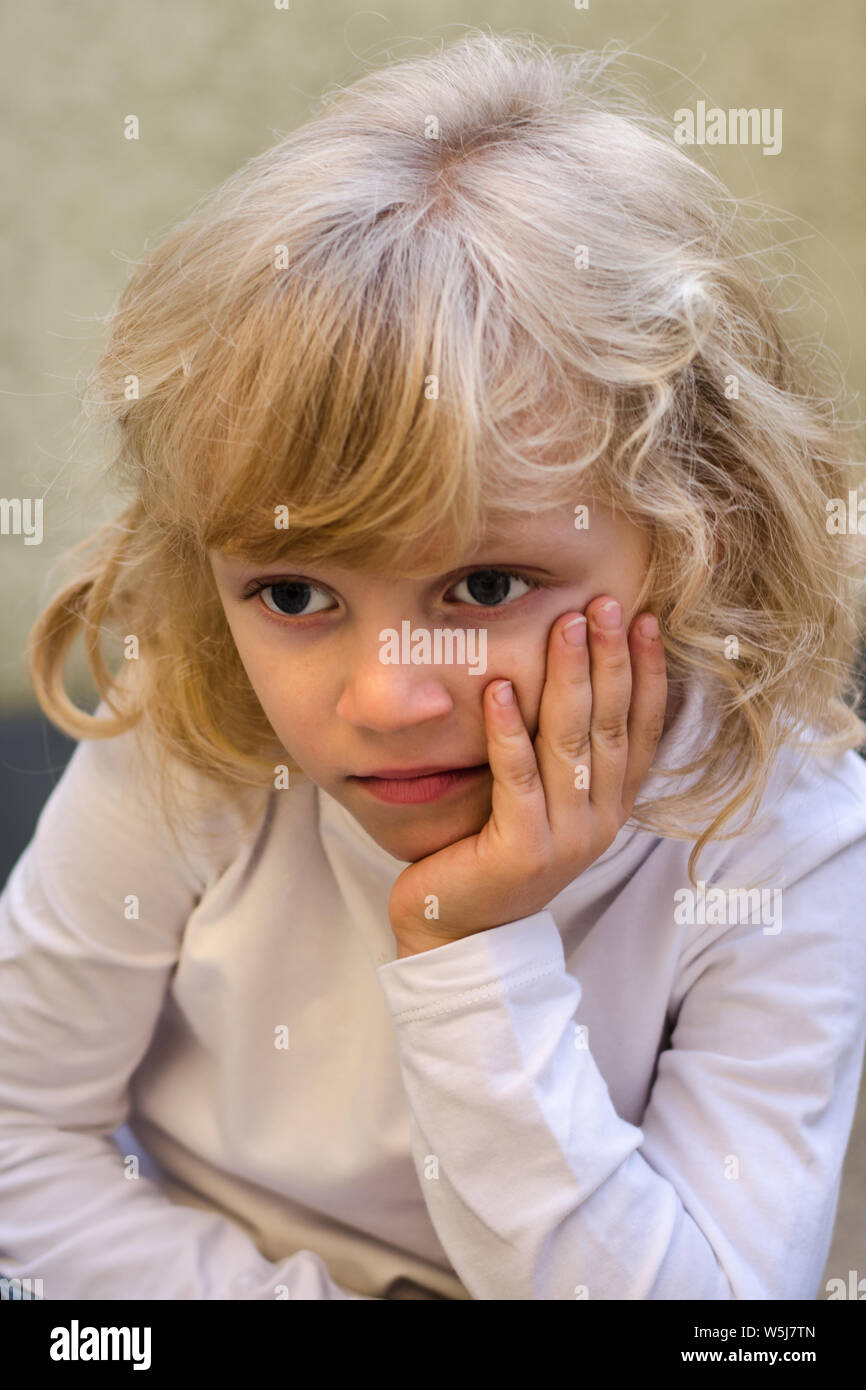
[1,0,865,1299]
[2,1,863,708]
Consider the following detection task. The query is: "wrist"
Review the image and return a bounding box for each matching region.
[392,930,443,959]
[395,940,426,959]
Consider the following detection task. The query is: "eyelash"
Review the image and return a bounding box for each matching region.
[240,568,548,622]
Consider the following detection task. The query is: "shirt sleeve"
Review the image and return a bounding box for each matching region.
[375,834,866,1300]
[0,713,372,1301]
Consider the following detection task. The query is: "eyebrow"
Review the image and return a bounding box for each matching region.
[216,552,569,582]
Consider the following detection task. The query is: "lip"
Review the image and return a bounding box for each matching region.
[348,763,490,804]
[352,763,484,779]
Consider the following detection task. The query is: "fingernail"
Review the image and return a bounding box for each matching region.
[563,615,587,645]
[492,680,514,705]
[639,613,659,640]
[593,600,622,630]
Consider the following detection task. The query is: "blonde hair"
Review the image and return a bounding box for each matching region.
[27,29,866,888]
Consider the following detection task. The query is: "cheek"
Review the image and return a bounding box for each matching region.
[222,611,271,691]
[482,633,548,730]
[222,630,306,736]
[259,676,321,732]
[233,646,284,712]
[253,682,325,770]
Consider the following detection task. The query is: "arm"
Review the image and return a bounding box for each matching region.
[0,713,372,1300]
[375,834,866,1300]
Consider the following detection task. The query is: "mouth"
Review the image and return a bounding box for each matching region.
[347,763,490,805]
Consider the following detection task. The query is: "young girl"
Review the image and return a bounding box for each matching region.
[2,30,865,1302]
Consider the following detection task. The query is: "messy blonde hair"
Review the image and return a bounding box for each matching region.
[27,29,866,888]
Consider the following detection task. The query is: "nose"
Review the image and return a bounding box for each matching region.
[336,650,456,732]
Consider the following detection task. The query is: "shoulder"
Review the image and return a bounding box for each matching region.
[666,740,866,1004]
[33,689,271,896]
[712,740,866,890]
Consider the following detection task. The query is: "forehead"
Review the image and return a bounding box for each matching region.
[366,505,613,576]
[208,500,638,579]
[426,506,642,583]
[468,501,636,554]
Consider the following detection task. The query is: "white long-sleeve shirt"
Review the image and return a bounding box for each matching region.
[1,670,865,1300]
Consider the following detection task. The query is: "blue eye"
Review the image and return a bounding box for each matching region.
[241,566,544,622]
[450,569,538,607]
[245,579,335,617]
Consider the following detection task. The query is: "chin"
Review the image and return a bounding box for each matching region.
[364,804,489,864]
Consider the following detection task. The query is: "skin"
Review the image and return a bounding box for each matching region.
[208,502,674,952]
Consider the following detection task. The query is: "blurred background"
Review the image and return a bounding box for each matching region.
[1,0,864,1297]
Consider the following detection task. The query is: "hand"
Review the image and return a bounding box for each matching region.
[387,597,668,957]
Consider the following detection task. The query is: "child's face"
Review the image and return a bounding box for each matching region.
[209,501,663,864]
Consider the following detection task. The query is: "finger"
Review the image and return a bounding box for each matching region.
[584,597,633,821]
[483,679,551,852]
[620,612,668,813]
[533,612,594,838]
